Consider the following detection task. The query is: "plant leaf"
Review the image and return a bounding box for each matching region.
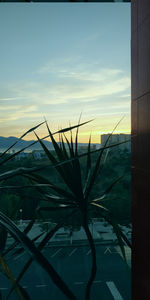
[92,173,127,202]
[0,121,46,159]
[8,210,78,299]
[0,254,26,300]
[24,172,75,199]
[0,212,77,300]
[0,226,7,253]
[84,118,129,200]
[53,119,94,135]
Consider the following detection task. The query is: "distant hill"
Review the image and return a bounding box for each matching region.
[0,136,54,151]
[0,136,98,152]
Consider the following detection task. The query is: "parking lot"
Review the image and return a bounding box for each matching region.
[0,244,131,300]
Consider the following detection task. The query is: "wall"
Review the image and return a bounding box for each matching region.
[131,1,150,299]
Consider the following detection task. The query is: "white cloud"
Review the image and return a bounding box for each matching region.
[0,105,22,111]
[0,97,26,101]
[120,94,131,98]
[1,70,130,113]
[0,104,38,123]
[32,62,130,105]
[0,61,131,138]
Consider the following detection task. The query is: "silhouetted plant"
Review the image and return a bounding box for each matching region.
[0,119,131,300]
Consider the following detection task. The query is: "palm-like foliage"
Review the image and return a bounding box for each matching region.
[26,118,131,300]
[0,121,82,300]
[0,119,131,300]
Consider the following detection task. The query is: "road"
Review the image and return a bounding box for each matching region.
[0,244,131,300]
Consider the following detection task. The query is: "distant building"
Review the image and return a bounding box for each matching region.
[79,144,97,152]
[101,134,131,152]
[32,150,45,160]
[15,151,28,160]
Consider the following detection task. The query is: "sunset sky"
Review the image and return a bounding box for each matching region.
[0,3,130,143]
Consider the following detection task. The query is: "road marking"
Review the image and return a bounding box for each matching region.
[69,248,77,257]
[35,284,47,288]
[86,249,91,255]
[51,248,62,258]
[14,252,25,261]
[115,246,131,268]
[0,288,8,290]
[104,247,112,254]
[74,280,102,285]
[106,281,123,300]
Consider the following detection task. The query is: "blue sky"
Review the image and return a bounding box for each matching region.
[0,3,130,143]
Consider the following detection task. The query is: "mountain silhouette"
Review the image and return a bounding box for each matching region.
[0,136,92,152]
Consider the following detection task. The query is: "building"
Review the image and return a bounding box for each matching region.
[32,150,45,160]
[131,1,150,299]
[15,151,28,160]
[78,144,97,152]
[101,134,130,152]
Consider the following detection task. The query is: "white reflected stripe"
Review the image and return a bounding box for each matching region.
[106,281,123,300]
[86,249,91,255]
[35,284,47,288]
[14,252,25,260]
[69,248,77,256]
[51,248,62,258]
[93,280,102,284]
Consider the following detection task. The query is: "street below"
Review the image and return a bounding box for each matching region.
[0,244,131,300]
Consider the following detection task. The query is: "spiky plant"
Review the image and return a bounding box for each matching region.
[0,119,131,300]
[0,121,85,300]
[23,118,131,300]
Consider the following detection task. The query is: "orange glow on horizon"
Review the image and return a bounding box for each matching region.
[23,128,131,144]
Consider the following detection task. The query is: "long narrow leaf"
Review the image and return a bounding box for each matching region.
[91,202,109,212]
[0,254,27,300]
[90,204,127,261]
[84,120,129,199]
[6,223,61,300]
[92,173,127,202]
[34,131,76,196]
[82,222,97,300]
[37,206,76,212]
[0,139,130,183]
[3,220,35,257]
[0,212,77,300]
[75,113,82,156]
[45,123,81,198]
[0,121,46,159]
[83,135,92,195]
[53,119,94,135]
[8,210,78,299]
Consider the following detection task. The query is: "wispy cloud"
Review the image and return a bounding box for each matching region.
[0,60,130,140]
[31,64,130,105]
[0,97,27,101]
[0,104,38,123]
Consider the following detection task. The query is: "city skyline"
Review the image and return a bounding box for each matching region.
[0,3,130,143]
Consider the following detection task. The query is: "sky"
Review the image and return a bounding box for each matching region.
[0,3,130,143]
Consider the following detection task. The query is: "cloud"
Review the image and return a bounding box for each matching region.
[0,68,130,125]
[120,94,131,98]
[0,104,38,123]
[0,105,22,111]
[33,60,130,105]
[1,72,130,115]
[0,59,131,140]
[0,97,27,101]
